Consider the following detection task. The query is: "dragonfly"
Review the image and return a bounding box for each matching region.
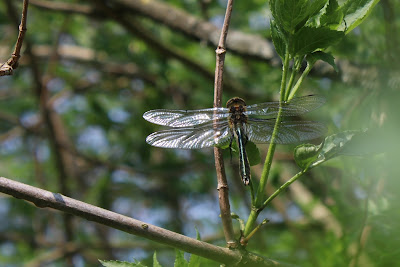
[143,95,326,185]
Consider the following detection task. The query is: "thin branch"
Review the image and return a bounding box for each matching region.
[213,0,236,248]
[0,0,29,76]
[0,176,288,266]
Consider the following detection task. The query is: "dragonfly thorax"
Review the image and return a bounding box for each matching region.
[227,97,248,126]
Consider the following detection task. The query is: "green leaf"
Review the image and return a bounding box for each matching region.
[294,130,372,170]
[246,141,261,166]
[99,260,144,267]
[292,26,344,57]
[294,142,324,170]
[341,0,380,33]
[270,20,286,59]
[174,250,188,267]
[194,227,201,241]
[215,141,231,150]
[188,253,201,267]
[270,0,328,33]
[306,51,338,72]
[153,252,162,267]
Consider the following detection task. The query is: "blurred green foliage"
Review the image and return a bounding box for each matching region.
[0,0,399,266]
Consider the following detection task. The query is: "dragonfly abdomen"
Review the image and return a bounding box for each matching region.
[236,126,251,186]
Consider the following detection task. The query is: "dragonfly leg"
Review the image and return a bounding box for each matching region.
[228,129,235,162]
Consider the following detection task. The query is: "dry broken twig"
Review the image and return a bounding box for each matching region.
[0,0,29,76]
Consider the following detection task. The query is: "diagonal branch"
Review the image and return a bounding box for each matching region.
[29,0,380,84]
[0,176,288,266]
[30,0,245,94]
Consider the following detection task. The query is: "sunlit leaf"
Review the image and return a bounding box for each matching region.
[188,253,201,267]
[319,0,344,29]
[188,230,202,267]
[153,252,162,267]
[174,250,188,267]
[341,0,380,33]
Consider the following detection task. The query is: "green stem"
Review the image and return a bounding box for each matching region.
[243,46,291,237]
[249,179,255,204]
[243,208,259,237]
[284,56,302,100]
[242,219,269,244]
[260,159,325,210]
[288,61,314,101]
[279,51,290,102]
[284,62,296,100]
[260,170,306,210]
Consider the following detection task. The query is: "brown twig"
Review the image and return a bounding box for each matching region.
[213,0,237,248]
[0,0,29,76]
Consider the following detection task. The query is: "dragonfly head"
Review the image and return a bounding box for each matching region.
[226,97,246,108]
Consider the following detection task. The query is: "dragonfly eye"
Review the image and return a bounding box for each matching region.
[226,97,246,108]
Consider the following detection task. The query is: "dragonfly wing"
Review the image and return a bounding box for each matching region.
[146,120,231,149]
[247,119,326,144]
[246,95,326,117]
[143,107,229,127]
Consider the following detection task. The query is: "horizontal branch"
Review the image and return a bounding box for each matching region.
[30,0,277,63]
[115,0,277,62]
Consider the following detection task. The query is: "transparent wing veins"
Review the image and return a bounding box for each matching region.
[246,95,325,117]
[247,119,326,144]
[145,120,231,149]
[143,107,229,127]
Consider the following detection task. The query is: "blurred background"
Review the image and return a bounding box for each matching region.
[0,0,399,266]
